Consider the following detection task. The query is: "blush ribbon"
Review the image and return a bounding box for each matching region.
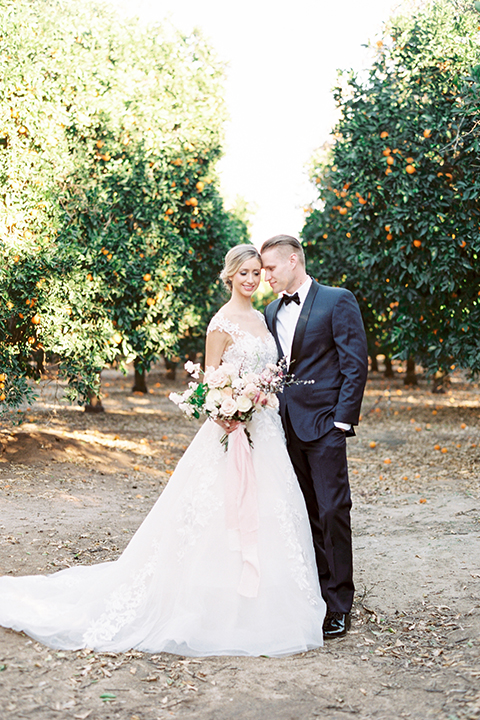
[225,425,260,597]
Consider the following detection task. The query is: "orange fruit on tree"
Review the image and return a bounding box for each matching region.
[143,273,152,282]
[146,297,155,306]
[413,239,422,247]
[385,168,392,175]
[386,156,394,165]
[112,332,122,344]
[423,129,432,138]
[406,165,416,174]
[369,441,376,448]
[345,200,352,207]
[460,240,466,248]
[339,207,347,215]
[7,301,13,310]
[166,208,174,215]
[386,233,393,240]
[384,458,392,464]
[382,148,391,156]
[380,131,389,139]
[31,313,41,325]
[0,393,6,402]
[358,197,367,205]
[385,224,391,232]
[406,157,414,164]
[189,197,198,207]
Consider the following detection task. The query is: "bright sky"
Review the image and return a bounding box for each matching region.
[111,0,402,246]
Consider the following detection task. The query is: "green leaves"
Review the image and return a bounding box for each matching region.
[303,0,480,377]
[1,0,247,409]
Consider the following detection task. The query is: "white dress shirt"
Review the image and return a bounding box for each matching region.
[276,276,351,433]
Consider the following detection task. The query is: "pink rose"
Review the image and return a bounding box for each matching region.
[220,397,237,416]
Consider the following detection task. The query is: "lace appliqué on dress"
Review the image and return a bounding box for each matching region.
[207,312,278,375]
[250,406,285,442]
[207,313,244,338]
[82,542,162,646]
[176,427,224,558]
[274,499,319,606]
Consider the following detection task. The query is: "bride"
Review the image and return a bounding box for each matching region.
[0,244,326,657]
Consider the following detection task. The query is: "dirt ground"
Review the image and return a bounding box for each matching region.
[0,361,479,720]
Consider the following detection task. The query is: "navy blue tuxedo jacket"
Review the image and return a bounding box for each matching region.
[264,280,368,442]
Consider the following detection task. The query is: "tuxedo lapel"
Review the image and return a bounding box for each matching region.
[289,281,319,370]
[269,299,284,359]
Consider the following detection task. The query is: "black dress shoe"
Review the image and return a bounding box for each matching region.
[323,611,351,639]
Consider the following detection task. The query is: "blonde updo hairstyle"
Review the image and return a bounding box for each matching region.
[220,244,261,292]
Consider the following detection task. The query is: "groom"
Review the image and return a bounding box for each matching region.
[261,235,368,639]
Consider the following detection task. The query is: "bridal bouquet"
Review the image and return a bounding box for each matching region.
[169,359,309,448]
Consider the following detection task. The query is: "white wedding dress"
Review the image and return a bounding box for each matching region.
[0,313,325,657]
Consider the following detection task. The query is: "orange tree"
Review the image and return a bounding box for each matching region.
[1,0,245,409]
[302,0,480,379]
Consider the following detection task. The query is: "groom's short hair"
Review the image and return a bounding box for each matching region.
[261,235,305,267]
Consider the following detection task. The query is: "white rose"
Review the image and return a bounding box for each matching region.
[220,386,233,399]
[244,372,260,385]
[243,382,258,400]
[205,399,218,413]
[236,395,252,412]
[266,393,279,410]
[169,392,183,405]
[220,397,237,416]
[206,389,222,404]
[206,367,229,388]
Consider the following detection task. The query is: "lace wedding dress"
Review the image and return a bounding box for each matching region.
[0,312,325,657]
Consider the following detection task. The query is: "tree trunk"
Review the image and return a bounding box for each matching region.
[132,362,148,393]
[34,347,46,376]
[84,389,105,413]
[164,357,177,380]
[404,356,418,385]
[432,371,448,393]
[384,355,394,377]
[370,353,379,372]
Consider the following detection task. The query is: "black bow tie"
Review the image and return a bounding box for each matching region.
[282,292,301,306]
